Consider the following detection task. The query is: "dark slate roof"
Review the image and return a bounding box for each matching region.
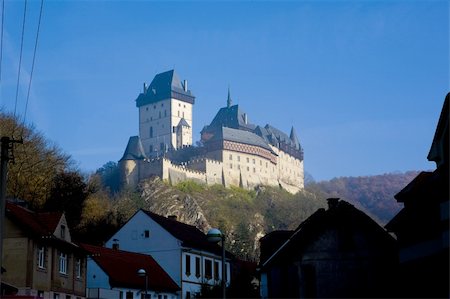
[260,199,396,269]
[120,136,146,161]
[177,118,190,128]
[205,105,256,132]
[142,210,233,258]
[211,127,274,152]
[79,243,180,292]
[136,70,195,107]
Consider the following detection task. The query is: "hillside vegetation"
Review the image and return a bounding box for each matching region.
[306,171,421,224]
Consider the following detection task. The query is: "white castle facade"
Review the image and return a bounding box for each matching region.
[119,70,304,194]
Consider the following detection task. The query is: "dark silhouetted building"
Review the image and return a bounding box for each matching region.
[386,93,449,298]
[259,198,398,298]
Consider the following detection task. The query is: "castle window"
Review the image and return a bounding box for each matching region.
[253,159,255,164]
[150,117,153,121]
[154,105,156,109]
[253,168,256,173]
[161,103,164,107]
[184,104,186,108]
[146,107,148,111]
[178,111,180,117]
[150,127,153,138]
[179,103,181,107]
[159,111,161,119]
[260,160,262,166]
[230,164,232,169]
[246,158,249,163]
[150,145,153,153]
[247,166,249,171]
[237,156,240,162]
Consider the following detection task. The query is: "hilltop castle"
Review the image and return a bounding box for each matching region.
[119,70,304,193]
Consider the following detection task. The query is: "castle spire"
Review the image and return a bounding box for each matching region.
[290,126,300,150]
[227,86,232,108]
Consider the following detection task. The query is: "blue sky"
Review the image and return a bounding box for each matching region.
[1,0,448,181]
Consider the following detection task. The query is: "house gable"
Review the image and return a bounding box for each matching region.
[105,210,182,284]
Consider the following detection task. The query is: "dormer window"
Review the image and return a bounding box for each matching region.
[60,225,66,239]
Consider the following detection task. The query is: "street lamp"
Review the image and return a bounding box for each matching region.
[207,228,226,299]
[137,268,148,299]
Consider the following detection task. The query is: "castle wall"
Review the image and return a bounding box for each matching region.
[161,158,206,185]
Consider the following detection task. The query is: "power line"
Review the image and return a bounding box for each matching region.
[13,0,27,121]
[21,0,44,137]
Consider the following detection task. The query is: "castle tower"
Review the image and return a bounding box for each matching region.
[135,70,195,157]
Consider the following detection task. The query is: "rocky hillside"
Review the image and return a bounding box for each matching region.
[133,177,326,261]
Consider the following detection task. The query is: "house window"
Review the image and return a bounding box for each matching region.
[59,252,67,274]
[214,261,219,280]
[195,257,200,278]
[185,254,191,276]
[204,259,212,279]
[53,294,60,299]
[75,258,81,278]
[186,292,191,299]
[126,291,133,299]
[60,225,66,239]
[38,245,45,268]
[144,230,150,238]
[66,295,70,299]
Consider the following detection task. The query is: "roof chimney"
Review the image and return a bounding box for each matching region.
[327,198,340,210]
[143,82,148,94]
[183,80,188,92]
[112,238,119,250]
[168,215,178,221]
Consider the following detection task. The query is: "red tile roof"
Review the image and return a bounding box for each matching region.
[142,210,232,258]
[79,243,180,292]
[5,202,62,237]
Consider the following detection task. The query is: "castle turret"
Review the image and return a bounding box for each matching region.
[136,70,195,157]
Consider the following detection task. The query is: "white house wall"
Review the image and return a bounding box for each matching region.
[105,211,182,286]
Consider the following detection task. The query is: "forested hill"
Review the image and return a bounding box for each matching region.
[305,171,422,224]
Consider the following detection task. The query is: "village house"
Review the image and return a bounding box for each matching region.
[385,93,449,298]
[258,198,398,298]
[79,243,179,299]
[3,201,87,299]
[104,210,232,299]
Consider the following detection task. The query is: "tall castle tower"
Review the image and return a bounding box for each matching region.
[135,70,195,157]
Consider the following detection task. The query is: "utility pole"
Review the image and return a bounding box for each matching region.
[0,136,22,295]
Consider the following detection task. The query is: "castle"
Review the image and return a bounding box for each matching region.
[119,70,304,194]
